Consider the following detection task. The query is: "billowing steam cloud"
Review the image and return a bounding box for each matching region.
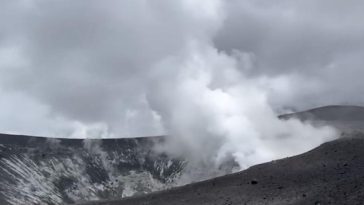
[147,41,335,172]
[1,0,360,170]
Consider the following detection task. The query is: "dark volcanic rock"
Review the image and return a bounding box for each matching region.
[0,134,185,205]
[79,134,364,205]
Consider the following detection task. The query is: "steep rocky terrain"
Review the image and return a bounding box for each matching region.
[0,135,186,205]
[0,135,236,205]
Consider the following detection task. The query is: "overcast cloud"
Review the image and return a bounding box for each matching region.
[0,0,361,168]
[215,0,364,110]
[0,0,227,137]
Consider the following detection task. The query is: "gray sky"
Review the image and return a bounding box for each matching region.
[0,0,363,138]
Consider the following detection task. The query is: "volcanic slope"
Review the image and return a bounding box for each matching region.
[79,133,364,205]
[0,135,186,205]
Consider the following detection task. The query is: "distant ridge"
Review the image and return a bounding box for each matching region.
[280,105,364,121]
[0,132,165,146]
